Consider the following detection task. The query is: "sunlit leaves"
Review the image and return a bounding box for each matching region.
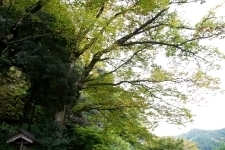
[137,0,169,14]
[192,70,220,89]
[194,8,225,39]
[150,65,173,81]
[1,0,225,149]
[0,67,28,122]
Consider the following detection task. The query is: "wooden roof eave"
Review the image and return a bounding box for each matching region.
[6,134,33,144]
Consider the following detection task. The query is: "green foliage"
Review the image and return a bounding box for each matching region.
[178,128,225,150]
[0,123,17,150]
[0,0,225,149]
[72,127,105,149]
[0,67,28,123]
[217,145,225,150]
[149,137,184,150]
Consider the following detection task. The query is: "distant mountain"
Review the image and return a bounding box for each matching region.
[177,128,225,150]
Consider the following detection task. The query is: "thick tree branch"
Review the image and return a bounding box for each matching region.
[75,52,103,89]
[76,6,135,57]
[95,3,105,18]
[117,8,169,45]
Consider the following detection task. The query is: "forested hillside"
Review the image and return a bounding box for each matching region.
[178,128,225,150]
[0,0,224,149]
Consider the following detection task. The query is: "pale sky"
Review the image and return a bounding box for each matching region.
[154,0,225,137]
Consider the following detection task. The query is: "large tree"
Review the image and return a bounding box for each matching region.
[0,0,224,149]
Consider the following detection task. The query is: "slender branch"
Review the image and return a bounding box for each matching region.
[86,78,194,87]
[162,23,195,30]
[170,0,203,5]
[8,32,56,44]
[180,34,215,45]
[75,101,136,112]
[4,0,12,34]
[120,40,196,55]
[106,45,152,75]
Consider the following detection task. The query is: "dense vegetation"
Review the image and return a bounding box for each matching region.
[178,128,225,150]
[0,0,224,149]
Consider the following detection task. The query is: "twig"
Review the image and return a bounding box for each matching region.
[8,32,55,44]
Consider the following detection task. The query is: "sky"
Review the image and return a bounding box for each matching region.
[154,0,225,137]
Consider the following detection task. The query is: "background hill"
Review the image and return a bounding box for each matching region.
[177,128,225,150]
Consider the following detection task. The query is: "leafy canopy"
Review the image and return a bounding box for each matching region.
[0,0,224,149]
